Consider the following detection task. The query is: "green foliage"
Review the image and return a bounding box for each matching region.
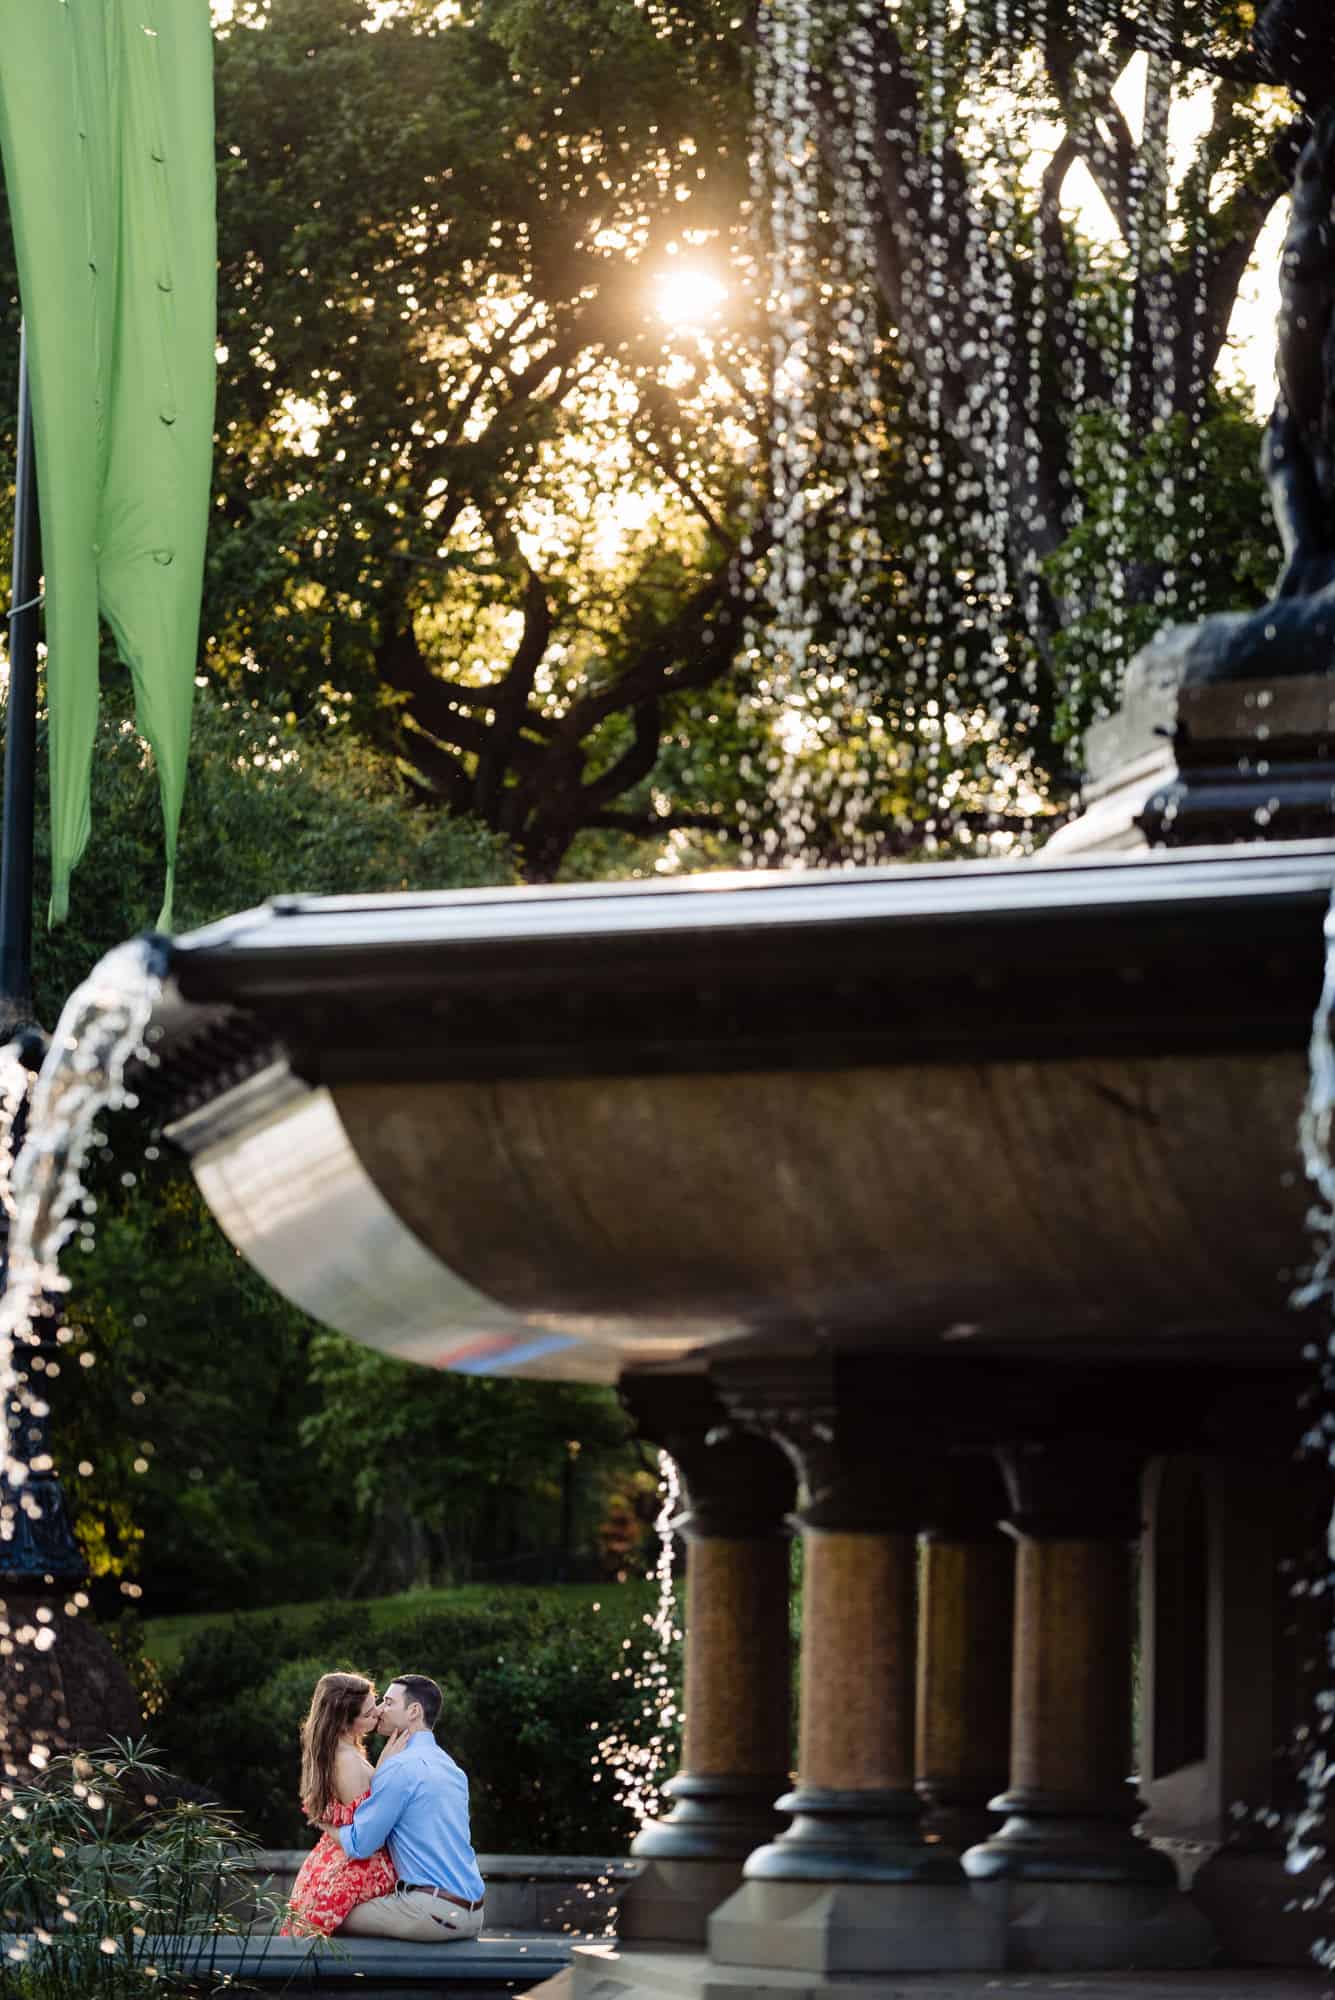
[0,1738,288,1996]
[300,1338,636,1587]
[20,678,521,1615]
[54,1161,342,1608]
[55,1157,645,1611]
[148,1585,680,1853]
[29,679,512,1019]
[1,0,1305,887]
[1045,396,1284,742]
[140,1579,649,1668]
[202,0,755,877]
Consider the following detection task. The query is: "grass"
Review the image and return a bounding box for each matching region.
[141,1578,658,1670]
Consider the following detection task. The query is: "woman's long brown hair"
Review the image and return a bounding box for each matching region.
[299,1672,375,1821]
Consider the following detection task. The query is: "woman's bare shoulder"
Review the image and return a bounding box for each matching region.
[332,1742,373,1805]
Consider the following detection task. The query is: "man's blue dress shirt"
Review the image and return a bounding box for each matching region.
[337,1732,486,1902]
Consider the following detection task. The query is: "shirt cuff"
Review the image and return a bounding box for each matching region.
[336,1826,354,1857]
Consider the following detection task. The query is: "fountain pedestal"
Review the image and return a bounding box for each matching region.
[963,1441,1214,1970]
[1050,653,1335,855]
[616,1377,794,1947]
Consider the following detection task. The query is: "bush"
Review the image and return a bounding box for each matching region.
[149,1591,681,1854]
[0,1738,292,1997]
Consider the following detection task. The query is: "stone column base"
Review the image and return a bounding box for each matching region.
[707,1880,1004,1973]
[615,1858,749,1948]
[969,1877,1216,1971]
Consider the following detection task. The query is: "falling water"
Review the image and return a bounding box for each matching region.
[0,1042,33,1227]
[1289,902,1335,1963]
[748,0,820,829]
[0,941,164,1535]
[746,0,1225,853]
[592,1451,682,1829]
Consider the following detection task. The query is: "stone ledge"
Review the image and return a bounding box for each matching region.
[8,1931,581,1995]
[239,1853,640,1934]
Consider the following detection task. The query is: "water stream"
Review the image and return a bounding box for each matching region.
[0,941,164,1543]
[1288,902,1335,1959]
[746,0,1223,859]
[592,1451,682,1831]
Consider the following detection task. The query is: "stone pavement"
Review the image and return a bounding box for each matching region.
[567,1947,1328,2000]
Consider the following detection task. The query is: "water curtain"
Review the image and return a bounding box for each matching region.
[746,0,1222,862]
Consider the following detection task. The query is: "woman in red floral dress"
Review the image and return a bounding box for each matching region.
[281,1672,398,1937]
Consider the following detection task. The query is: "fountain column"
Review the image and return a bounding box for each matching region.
[706,1360,1002,1974]
[616,1374,795,1946]
[962,1440,1213,1969]
[915,1456,1014,1851]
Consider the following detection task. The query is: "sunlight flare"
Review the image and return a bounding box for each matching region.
[652,265,727,329]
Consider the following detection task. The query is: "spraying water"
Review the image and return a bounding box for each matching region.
[1289,900,1335,1963]
[0,940,164,1533]
[593,1451,683,1830]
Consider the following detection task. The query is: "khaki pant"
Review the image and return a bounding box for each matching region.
[338,1886,484,1942]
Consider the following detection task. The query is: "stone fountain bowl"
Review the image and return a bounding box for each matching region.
[141,841,1335,1381]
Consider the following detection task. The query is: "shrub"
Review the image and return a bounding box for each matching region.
[149,1592,681,1853]
[0,1738,292,1997]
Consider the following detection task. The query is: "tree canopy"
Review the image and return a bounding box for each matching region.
[0,0,1304,884]
[203,0,759,877]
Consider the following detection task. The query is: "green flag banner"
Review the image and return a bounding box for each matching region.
[0,0,216,929]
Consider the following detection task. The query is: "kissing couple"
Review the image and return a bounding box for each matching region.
[281,1671,486,1943]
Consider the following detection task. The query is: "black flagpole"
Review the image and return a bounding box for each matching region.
[2,324,38,1034]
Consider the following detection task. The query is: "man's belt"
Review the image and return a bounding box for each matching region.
[398,1881,484,1912]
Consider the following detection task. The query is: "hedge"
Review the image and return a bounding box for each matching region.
[142,1587,682,1853]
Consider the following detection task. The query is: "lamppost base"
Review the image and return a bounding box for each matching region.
[0,1596,140,1771]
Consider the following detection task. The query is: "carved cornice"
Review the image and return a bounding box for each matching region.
[994,1440,1148,1542]
[711,1355,940,1534]
[619,1370,794,1539]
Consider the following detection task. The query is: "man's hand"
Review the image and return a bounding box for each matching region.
[378,1728,412,1763]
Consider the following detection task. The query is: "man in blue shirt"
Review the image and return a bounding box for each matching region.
[335,1674,487,1942]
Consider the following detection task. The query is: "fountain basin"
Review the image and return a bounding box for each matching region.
[145,842,1335,1380]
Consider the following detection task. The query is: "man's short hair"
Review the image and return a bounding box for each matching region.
[392,1673,443,1729]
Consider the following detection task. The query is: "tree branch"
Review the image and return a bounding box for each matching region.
[587,808,737,837]
[1108,11,1261,85]
[578,699,662,818]
[472,520,554,821]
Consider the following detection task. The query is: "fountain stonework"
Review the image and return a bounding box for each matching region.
[135,841,1334,1991]
[1055,3,1335,864]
